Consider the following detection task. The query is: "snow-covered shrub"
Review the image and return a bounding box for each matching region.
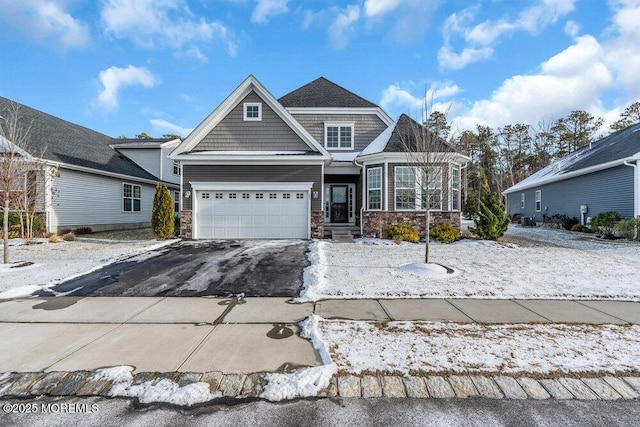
[429,223,459,243]
[384,222,419,243]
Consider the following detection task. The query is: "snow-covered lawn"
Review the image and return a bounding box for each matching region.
[0,238,177,298]
[315,317,640,376]
[299,225,640,301]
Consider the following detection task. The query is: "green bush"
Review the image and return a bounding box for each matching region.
[0,213,43,236]
[462,197,479,219]
[613,217,640,240]
[429,223,459,243]
[469,173,510,240]
[384,222,419,243]
[591,211,622,238]
[152,184,175,239]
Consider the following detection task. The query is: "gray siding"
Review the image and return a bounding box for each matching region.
[292,113,387,152]
[183,164,323,211]
[506,165,634,221]
[49,168,156,232]
[192,92,311,152]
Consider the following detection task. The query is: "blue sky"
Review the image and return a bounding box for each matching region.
[1,0,639,139]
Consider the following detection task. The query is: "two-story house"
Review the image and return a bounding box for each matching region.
[170,75,469,239]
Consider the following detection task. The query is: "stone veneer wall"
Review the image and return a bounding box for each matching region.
[180,210,193,239]
[362,211,461,239]
[311,211,324,239]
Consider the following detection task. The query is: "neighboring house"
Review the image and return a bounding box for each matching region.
[0,96,179,233]
[170,75,470,239]
[504,124,640,225]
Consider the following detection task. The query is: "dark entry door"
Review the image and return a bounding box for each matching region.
[330,185,348,223]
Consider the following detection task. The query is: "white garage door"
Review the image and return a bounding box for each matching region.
[195,189,309,239]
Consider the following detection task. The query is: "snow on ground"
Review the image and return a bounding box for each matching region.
[94,366,220,406]
[316,318,640,376]
[0,238,178,298]
[298,225,640,301]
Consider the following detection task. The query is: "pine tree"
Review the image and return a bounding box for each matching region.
[470,172,510,240]
[151,184,174,239]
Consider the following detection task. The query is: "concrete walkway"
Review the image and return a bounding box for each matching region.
[0,296,639,402]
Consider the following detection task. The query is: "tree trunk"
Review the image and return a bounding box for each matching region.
[3,196,9,264]
[424,210,430,263]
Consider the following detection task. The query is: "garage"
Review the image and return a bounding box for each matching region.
[193,184,311,239]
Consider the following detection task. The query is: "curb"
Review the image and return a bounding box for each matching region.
[1,371,639,403]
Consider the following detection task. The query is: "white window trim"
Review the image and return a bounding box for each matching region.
[521,193,525,209]
[174,191,180,213]
[324,123,354,150]
[367,167,382,210]
[123,182,142,213]
[243,102,262,121]
[535,190,542,212]
[173,160,181,176]
[394,166,443,211]
[450,166,460,212]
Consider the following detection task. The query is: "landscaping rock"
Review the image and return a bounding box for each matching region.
[361,375,382,398]
[557,378,598,400]
[51,371,89,396]
[219,374,246,397]
[381,376,406,398]
[425,376,455,398]
[603,377,640,399]
[517,377,550,399]
[338,375,362,398]
[403,377,429,398]
[539,379,574,399]
[470,376,503,399]
[448,375,478,398]
[581,378,621,400]
[494,376,527,399]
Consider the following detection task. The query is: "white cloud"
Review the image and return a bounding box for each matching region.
[564,20,580,37]
[437,45,493,70]
[0,0,89,49]
[450,35,613,131]
[328,4,360,50]
[439,0,576,70]
[251,0,289,24]
[364,0,401,17]
[150,119,193,137]
[100,0,239,57]
[96,65,160,110]
[603,0,640,100]
[380,81,462,119]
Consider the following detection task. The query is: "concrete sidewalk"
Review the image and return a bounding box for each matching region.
[0,296,639,375]
[1,296,640,402]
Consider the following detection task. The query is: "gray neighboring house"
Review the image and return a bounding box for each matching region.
[0,96,179,233]
[504,123,640,225]
[170,75,469,239]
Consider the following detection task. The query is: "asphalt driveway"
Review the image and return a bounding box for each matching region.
[34,240,309,297]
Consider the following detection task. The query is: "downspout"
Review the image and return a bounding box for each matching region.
[623,158,639,240]
[353,157,365,237]
[623,158,639,218]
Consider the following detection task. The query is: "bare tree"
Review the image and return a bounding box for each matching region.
[399,107,459,264]
[0,101,37,263]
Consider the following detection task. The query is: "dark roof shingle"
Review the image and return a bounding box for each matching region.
[0,96,160,182]
[278,77,378,108]
[383,113,457,153]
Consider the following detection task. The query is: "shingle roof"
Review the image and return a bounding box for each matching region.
[0,96,160,182]
[360,113,457,155]
[505,123,640,193]
[278,77,378,108]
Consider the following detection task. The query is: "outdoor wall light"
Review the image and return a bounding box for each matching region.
[312,191,318,199]
[184,191,191,199]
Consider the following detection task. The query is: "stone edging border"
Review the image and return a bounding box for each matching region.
[1,371,639,403]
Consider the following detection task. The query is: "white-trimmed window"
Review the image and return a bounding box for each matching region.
[123,183,141,212]
[243,102,262,121]
[535,190,542,212]
[173,161,180,176]
[325,123,353,149]
[367,167,382,210]
[394,166,442,211]
[174,191,180,212]
[521,193,525,209]
[451,167,460,211]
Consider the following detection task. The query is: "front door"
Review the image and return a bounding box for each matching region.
[330,185,348,223]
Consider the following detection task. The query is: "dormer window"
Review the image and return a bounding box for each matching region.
[244,102,262,121]
[325,123,354,150]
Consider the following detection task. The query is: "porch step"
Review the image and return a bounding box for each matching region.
[331,229,354,243]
